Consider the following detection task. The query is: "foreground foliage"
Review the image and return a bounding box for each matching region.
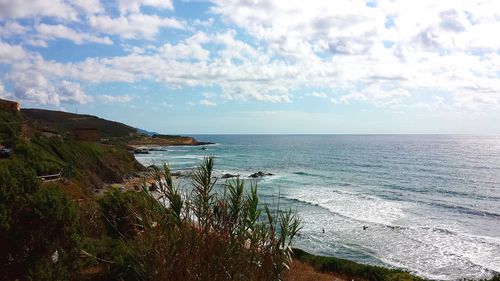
[0,155,300,281]
[93,157,301,281]
[0,160,81,281]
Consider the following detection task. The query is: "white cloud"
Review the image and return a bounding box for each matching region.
[330,98,339,104]
[0,41,29,63]
[158,32,210,60]
[0,82,12,98]
[207,0,500,110]
[160,101,173,108]
[202,92,215,99]
[308,92,328,98]
[199,99,216,106]
[98,94,133,103]
[35,24,113,45]
[199,92,216,106]
[411,95,448,111]
[0,0,78,20]
[58,80,92,104]
[118,0,174,15]
[0,21,28,37]
[7,69,91,105]
[88,14,185,39]
[69,0,103,14]
[211,0,382,59]
[193,18,214,27]
[340,92,368,105]
[2,0,500,112]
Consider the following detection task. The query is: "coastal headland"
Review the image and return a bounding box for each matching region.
[128,134,214,147]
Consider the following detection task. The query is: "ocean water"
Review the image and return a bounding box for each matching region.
[134,135,500,280]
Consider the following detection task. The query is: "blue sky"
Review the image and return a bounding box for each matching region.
[1,0,499,134]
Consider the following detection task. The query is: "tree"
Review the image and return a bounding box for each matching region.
[0,160,81,281]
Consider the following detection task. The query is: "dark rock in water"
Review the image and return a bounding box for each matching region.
[149,147,168,151]
[134,148,149,154]
[249,171,274,178]
[171,171,182,177]
[221,173,239,179]
[196,141,215,146]
[171,171,192,178]
[200,147,207,150]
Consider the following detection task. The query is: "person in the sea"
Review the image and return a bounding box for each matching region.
[363,225,368,230]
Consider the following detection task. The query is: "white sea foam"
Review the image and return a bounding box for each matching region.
[286,186,409,226]
[166,155,207,159]
[287,187,500,280]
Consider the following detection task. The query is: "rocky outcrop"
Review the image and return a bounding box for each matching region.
[249,171,274,178]
[221,173,239,179]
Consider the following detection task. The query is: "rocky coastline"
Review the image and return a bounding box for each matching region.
[128,134,214,147]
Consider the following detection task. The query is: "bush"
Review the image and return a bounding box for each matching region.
[0,160,81,281]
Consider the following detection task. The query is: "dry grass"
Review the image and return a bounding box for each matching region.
[285,259,348,281]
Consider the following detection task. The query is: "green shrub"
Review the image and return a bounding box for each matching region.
[0,161,81,281]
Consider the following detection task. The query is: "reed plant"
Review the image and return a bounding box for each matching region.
[98,156,301,281]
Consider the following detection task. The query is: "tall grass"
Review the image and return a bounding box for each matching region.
[98,156,301,281]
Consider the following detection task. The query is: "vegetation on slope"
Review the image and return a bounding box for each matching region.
[128,134,213,146]
[20,107,211,146]
[292,248,424,281]
[0,160,81,281]
[12,136,141,185]
[0,108,23,146]
[1,106,142,187]
[0,155,301,281]
[21,108,137,138]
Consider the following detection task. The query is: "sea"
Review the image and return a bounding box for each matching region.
[134,135,500,280]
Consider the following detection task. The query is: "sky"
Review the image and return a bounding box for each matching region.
[0,0,499,134]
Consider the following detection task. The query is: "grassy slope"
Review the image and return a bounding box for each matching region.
[0,108,23,145]
[1,107,143,187]
[21,108,138,138]
[13,137,142,185]
[21,108,209,145]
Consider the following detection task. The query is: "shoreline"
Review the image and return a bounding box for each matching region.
[128,134,215,147]
[291,248,500,281]
[128,143,214,149]
[129,142,500,281]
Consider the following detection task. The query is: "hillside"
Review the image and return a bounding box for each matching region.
[21,108,211,146]
[21,108,138,138]
[1,105,142,183]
